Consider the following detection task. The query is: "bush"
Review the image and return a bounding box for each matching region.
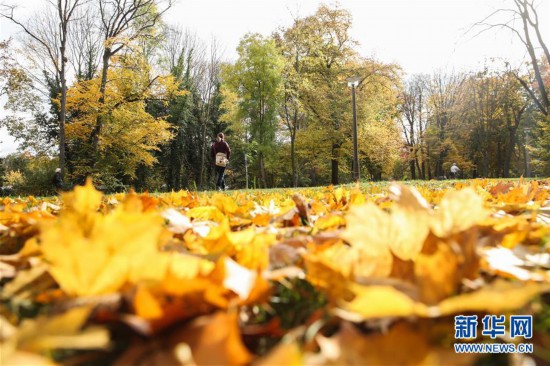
[1,152,58,196]
[21,156,59,195]
[3,170,26,188]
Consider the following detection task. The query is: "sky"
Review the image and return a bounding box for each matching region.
[1,0,549,156]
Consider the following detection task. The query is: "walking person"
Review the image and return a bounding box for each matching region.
[450,162,460,179]
[211,132,231,190]
[52,168,63,192]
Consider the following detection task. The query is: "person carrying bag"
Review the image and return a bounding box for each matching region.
[211,132,231,190]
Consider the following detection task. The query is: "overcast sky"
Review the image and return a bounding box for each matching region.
[1,0,549,156]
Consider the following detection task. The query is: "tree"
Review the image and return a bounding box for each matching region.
[91,0,174,168]
[477,0,549,116]
[457,68,527,177]
[153,28,224,191]
[289,5,357,185]
[1,0,86,181]
[274,20,309,187]
[353,59,402,181]
[65,50,179,186]
[69,6,102,81]
[0,39,51,153]
[425,72,464,178]
[221,33,284,188]
[400,75,429,179]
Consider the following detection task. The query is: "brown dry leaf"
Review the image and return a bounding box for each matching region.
[292,194,310,225]
[317,321,431,365]
[116,311,252,366]
[317,320,479,366]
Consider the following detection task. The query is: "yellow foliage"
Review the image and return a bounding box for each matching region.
[3,178,550,365]
[65,51,182,178]
[41,182,167,296]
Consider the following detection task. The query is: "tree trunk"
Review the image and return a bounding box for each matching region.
[59,47,67,182]
[518,1,549,115]
[198,116,207,190]
[331,142,339,185]
[503,133,514,178]
[290,130,297,187]
[91,48,111,164]
[483,152,489,178]
[259,153,267,188]
[426,145,432,179]
[523,133,531,177]
[409,147,416,179]
[496,141,503,177]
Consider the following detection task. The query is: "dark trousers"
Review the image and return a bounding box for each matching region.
[215,166,226,189]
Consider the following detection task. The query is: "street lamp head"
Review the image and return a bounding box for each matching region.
[346,75,361,87]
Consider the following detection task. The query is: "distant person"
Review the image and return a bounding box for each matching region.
[53,168,63,192]
[450,163,460,179]
[211,132,231,191]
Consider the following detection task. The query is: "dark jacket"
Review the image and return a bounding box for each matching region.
[211,140,231,160]
[53,172,63,189]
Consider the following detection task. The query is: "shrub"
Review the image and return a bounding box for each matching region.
[3,170,26,189]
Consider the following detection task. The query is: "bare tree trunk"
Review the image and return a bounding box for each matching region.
[523,129,532,177]
[503,133,515,178]
[59,57,67,179]
[91,49,111,161]
[409,156,416,180]
[259,153,267,188]
[415,157,422,180]
[331,143,339,185]
[198,121,207,190]
[515,0,549,115]
[1,0,83,182]
[427,145,432,179]
[483,152,489,177]
[291,131,297,187]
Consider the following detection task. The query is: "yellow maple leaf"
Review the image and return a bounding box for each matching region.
[431,188,490,238]
[432,280,550,316]
[41,183,167,296]
[342,193,429,264]
[341,284,428,319]
[186,206,226,223]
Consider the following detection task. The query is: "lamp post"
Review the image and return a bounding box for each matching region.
[347,76,361,182]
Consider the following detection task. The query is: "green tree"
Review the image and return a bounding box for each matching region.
[288,5,357,185]
[221,33,284,188]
